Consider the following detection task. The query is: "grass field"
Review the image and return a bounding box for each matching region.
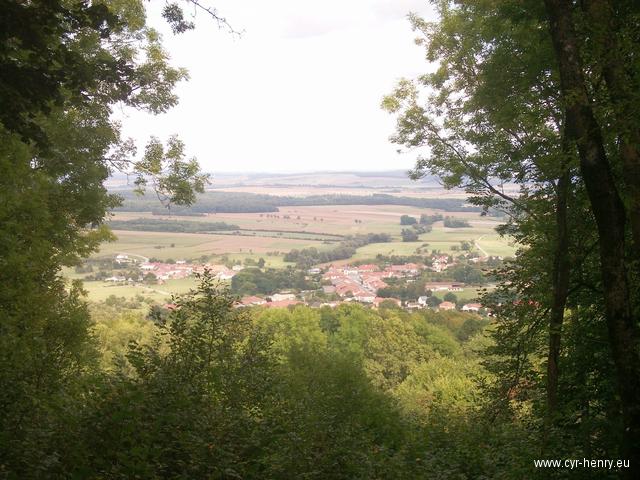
[474,234,519,257]
[350,220,516,260]
[111,206,509,242]
[93,230,330,262]
[79,277,216,303]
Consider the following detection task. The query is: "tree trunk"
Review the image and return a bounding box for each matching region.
[584,0,640,259]
[543,0,640,473]
[546,163,571,418]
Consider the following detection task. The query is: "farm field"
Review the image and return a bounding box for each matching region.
[80,277,204,303]
[99,206,516,264]
[474,234,519,257]
[351,223,516,259]
[93,230,329,262]
[111,205,505,238]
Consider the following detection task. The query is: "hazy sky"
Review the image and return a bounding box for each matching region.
[118,0,436,173]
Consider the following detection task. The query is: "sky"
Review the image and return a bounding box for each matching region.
[117,0,436,173]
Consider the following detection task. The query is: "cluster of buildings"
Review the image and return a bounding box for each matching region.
[108,255,485,314]
[430,254,452,273]
[321,263,421,305]
[141,262,241,283]
[107,256,242,284]
[317,263,484,313]
[236,294,400,310]
[139,261,195,281]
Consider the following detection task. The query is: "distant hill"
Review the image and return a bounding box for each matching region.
[105,170,442,190]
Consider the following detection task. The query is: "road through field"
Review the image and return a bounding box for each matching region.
[474,236,489,257]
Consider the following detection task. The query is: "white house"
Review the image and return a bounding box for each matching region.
[462,303,482,312]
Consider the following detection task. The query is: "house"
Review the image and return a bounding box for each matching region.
[438,301,456,311]
[271,293,296,302]
[469,256,488,264]
[322,285,336,294]
[430,262,448,273]
[335,281,361,297]
[320,301,342,308]
[462,303,482,312]
[373,297,401,308]
[322,269,344,281]
[357,264,379,272]
[418,296,429,306]
[307,267,321,274]
[105,275,125,282]
[424,282,465,292]
[424,282,451,292]
[362,277,388,291]
[240,296,267,306]
[202,264,236,280]
[265,299,301,308]
[354,292,375,303]
[115,254,133,264]
[389,263,420,275]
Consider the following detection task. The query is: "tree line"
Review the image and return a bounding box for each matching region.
[108,218,239,233]
[113,190,486,214]
[284,233,392,268]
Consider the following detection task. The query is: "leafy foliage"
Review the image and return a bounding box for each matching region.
[400,214,417,225]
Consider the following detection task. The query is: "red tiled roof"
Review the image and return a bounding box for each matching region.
[265,300,301,308]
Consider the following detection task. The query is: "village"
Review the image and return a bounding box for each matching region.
[104,253,487,314]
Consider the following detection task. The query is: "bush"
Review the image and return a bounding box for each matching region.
[401,228,419,242]
[400,214,417,225]
[443,217,471,228]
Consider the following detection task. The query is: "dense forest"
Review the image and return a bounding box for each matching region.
[1,0,638,478]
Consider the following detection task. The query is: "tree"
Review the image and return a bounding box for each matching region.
[383,0,568,416]
[401,229,419,242]
[443,292,458,303]
[0,1,212,473]
[420,213,443,225]
[542,0,640,466]
[443,218,470,228]
[400,214,418,225]
[0,0,234,147]
[85,272,277,478]
[143,272,158,284]
[426,296,442,308]
[383,0,640,464]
